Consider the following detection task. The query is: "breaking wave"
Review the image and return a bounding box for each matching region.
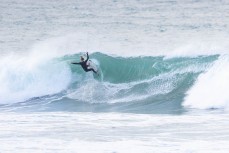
[2,50,227,113]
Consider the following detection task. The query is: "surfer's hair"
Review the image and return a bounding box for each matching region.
[81,56,84,61]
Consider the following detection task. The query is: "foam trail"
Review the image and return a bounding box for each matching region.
[183,55,229,110]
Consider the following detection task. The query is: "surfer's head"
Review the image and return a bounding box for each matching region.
[80,56,84,61]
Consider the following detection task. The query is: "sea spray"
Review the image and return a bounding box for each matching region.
[183,55,229,110]
[0,54,71,104]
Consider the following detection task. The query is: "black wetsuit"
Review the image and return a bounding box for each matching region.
[72,53,97,74]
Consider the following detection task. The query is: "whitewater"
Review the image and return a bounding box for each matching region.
[1,0,229,152]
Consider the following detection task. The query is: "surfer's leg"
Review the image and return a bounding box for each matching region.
[86,68,97,74]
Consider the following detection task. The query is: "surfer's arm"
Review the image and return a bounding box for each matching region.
[71,62,81,65]
[85,52,89,62]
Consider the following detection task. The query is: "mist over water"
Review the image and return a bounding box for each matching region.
[1,0,229,56]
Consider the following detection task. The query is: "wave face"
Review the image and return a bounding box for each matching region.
[0,52,222,113]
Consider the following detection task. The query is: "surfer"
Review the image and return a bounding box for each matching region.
[71,52,97,74]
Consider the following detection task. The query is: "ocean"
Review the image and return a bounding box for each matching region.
[1,0,229,152]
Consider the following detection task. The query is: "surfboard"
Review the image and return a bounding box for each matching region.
[87,60,98,72]
[87,59,103,81]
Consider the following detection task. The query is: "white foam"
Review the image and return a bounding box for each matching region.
[183,55,229,110]
[0,112,228,153]
[0,52,72,104]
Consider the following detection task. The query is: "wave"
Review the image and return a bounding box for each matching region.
[1,50,225,113]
